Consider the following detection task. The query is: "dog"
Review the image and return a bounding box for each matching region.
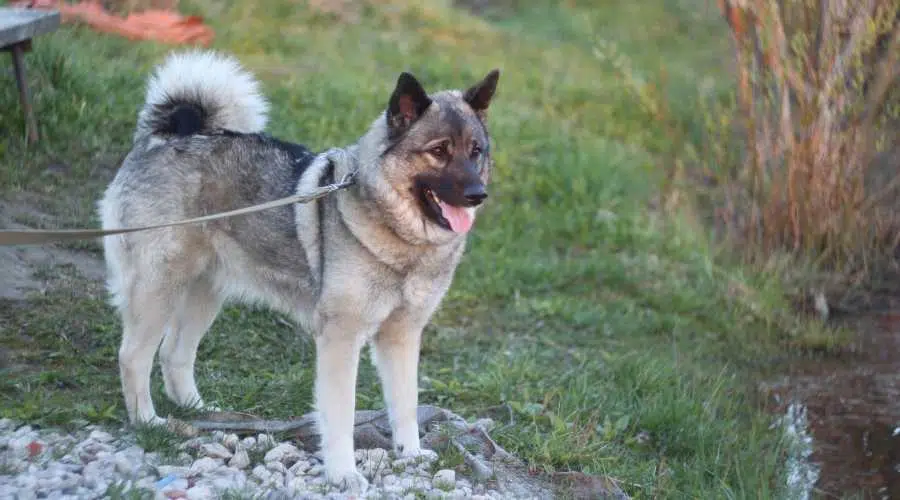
[98,50,499,491]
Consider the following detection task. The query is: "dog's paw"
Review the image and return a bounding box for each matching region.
[325,466,369,493]
[133,415,167,428]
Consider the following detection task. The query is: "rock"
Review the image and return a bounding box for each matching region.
[263,442,301,465]
[266,461,287,475]
[288,459,310,474]
[222,433,240,452]
[113,453,137,475]
[286,475,307,493]
[190,457,221,475]
[433,469,456,490]
[251,464,271,482]
[228,448,251,469]
[88,430,114,443]
[186,485,216,500]
[400,475,431,491]
[256,433,275,450]
[178,437,204,451]
[268,471,284,487]
[14,425,33,436]
[157,465,191,477]
[200,442,233,459]
[358,448,391,477]
[240,436,256,449]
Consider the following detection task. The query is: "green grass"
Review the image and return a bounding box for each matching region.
[0,0,837,497]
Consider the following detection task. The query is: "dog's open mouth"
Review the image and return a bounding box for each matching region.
[420,187,476,234]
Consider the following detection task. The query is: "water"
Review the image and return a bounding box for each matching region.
[765,305,900,498]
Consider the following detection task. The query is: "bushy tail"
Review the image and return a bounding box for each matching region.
[134,50,269,141]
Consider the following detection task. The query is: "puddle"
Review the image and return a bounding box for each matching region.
[765,302,900,498]
[778,403,820,500]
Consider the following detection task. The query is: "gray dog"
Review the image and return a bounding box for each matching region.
[98,50,499,491]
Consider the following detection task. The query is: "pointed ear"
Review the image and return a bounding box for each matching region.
[386,72,432,136]
[463,69,500,118]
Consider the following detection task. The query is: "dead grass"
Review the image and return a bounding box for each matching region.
[716,0,899,274]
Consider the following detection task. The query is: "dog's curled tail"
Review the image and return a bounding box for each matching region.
[134,50,269,141]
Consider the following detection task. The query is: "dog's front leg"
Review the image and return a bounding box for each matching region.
[315,321,369,492]
[371,310,436,460]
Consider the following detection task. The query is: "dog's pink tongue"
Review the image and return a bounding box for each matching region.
[438,200,474,233]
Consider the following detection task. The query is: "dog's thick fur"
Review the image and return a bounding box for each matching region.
[98,50,499,491]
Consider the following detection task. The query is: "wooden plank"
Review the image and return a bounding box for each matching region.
[0,8,60,48]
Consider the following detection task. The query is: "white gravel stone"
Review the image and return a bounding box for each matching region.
[433,469,456,490]
[186,484,216,499]
[222,433,240,451]
[256,433,275,450]
[288,459,311,475]
[0,419,510,500]
[157,465,191,477]
[228,448,251,469]
[267,460,288,475]
[264,442,302,465]
[87,430,114,443]
[251,464,272,482]
[190,456,222,474]
[200,442,233,459]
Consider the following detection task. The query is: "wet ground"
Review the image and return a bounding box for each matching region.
[766,292,900,499]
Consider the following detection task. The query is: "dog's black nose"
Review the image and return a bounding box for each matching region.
[463,184,488,205]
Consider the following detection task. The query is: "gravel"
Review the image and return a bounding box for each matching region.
[0,418,507,499]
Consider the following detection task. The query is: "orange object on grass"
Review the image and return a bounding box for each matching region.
[10,1,214,46]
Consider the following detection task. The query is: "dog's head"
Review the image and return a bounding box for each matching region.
[361,69,500,245]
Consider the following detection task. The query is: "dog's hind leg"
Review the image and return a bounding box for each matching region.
[159,278,223,410]
[117,277,182,426]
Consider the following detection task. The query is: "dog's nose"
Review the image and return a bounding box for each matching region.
[463,184,488,205]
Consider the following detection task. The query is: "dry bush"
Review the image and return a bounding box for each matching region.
[715,0,899,273]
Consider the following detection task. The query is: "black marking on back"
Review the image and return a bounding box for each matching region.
[147,92,219,136]
[266,135,317,187]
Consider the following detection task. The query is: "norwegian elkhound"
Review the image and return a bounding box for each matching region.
[98,50,499,491]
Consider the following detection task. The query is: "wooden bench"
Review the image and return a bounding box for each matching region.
[1,7,60,144]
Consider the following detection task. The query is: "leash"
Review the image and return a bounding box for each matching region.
[0,170,357,246]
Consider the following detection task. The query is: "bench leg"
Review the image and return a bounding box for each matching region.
[10,42,39,144]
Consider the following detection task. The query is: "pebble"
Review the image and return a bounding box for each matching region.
[228,448,251,469]
[190,457,221,474]
[434,469,456,490]
[222,433,240,451]
[264,442,302,465]
[0,418,508,499]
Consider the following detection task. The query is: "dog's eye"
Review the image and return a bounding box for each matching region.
[470,143,482,159]
[429,143,450,160]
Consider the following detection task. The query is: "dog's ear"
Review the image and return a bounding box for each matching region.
[386,72,432,137]
[463,69,500,119]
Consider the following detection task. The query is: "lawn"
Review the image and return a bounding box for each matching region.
[0,0,831,497]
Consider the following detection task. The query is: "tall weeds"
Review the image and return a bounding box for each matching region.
[601,0,899,277]
[718,0,899,273]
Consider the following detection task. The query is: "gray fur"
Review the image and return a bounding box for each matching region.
[98,50,499,492]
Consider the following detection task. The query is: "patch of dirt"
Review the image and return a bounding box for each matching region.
[0,198,106,300]
[765,288,900,498]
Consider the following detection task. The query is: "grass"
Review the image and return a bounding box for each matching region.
[0,0,839,497]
